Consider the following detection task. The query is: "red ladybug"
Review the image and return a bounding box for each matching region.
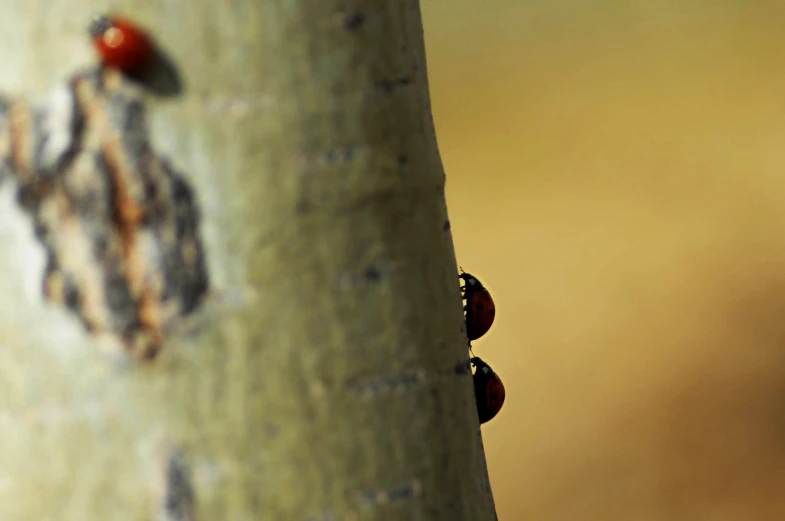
[460,269,496,342]
[89,15,154,74]
[471,357,505,424]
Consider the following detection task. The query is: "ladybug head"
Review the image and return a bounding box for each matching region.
[470,356,493,375]
[89,14,114,38]
[459,272,484,289]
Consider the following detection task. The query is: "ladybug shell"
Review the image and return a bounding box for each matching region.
[461,273,496,341]
[93,17,153,74]
[471,357,505,424]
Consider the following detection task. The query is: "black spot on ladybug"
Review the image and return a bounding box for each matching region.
[443,220,451,231]
[489,309,495,316]
[363,266,381,281]
[344,12,366,30]
[475,303,484,311]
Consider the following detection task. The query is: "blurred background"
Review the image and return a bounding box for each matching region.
[421,1,785,520]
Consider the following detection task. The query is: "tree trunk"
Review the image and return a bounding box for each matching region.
[0,1,497,519]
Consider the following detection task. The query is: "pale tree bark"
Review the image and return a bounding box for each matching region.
[0,1,497,520]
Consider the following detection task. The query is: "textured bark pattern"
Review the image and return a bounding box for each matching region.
[0,67,208,359]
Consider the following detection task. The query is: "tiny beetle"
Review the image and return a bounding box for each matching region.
[89,15,154,75]
[471,357,505,424]
[460,269,496,343]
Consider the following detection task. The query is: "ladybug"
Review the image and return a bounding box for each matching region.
[471,357,505,424]
[89,15,154,75]
[460,269,496,343]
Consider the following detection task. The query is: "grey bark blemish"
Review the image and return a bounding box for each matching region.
[159,448,197,521]
[363,266,381,281]
[336,262,398,288]
[362,480,423,504]
[370,77,414,99]
[348,370,427,397]
[343,13,366,30]
[324,147,356,163]
[347,362,473,398]
[0,66,208,359]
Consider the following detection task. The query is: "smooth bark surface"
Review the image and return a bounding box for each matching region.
[0,1,496,519]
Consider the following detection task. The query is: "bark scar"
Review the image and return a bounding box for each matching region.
[154,445,197,521]
[361,480,423,505]
[0,66,209,360]
[346,360,471,399]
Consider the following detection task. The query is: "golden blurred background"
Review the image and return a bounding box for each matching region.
[422,1,785,519]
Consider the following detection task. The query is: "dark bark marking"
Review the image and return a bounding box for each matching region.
[343,13,366,30]
[0,66,209,360]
